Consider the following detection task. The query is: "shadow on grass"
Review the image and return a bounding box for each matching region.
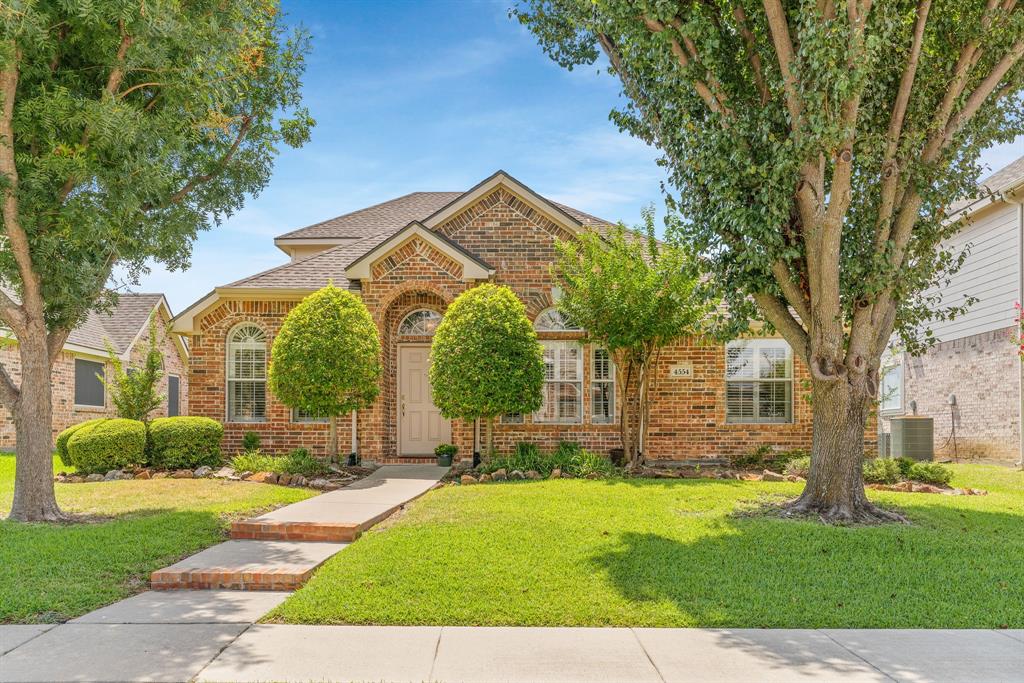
[590,500,1024,630]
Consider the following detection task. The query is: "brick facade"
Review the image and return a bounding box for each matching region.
[0,305,188,449]
[186,185,830,464]
[880,326,1020,464]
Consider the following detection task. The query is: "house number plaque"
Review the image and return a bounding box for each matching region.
[668,363,693,379]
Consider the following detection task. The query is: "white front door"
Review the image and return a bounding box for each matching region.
[399,345,450,455]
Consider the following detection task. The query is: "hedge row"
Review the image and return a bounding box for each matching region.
[57,416,223,474]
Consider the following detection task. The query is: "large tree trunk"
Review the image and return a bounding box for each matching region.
[8,335,64,522]
[786,377,905,524]
[327,415,338,462]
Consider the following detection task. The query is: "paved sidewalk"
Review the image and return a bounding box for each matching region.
[1,622,1021,682]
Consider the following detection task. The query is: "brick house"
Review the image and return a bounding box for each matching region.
[878,154,1024,465]
[174,171,817,464]
[0,293,189,449]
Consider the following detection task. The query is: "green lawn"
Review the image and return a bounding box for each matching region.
[0,454,315,623]
[269,464,1024,629]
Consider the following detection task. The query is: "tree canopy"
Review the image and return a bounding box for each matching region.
[516,0,1024,521]
[269,284,381,457]
[430,284,545,453]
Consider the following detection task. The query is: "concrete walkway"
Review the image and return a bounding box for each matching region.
[151,464,447,589]
[1,622,1020,682]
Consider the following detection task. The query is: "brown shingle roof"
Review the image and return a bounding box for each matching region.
[227,234,390,290]
[950,154,1024,215]
[275,190,615,241]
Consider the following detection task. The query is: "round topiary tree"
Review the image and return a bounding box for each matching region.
[429,284,544,456]
[269,284,382,460]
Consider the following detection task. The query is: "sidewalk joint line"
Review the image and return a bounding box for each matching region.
[190,622,253,683]
[428,625,444,682]
[818,629,898,682]
[0,623,56,658]
[630,628,667,683]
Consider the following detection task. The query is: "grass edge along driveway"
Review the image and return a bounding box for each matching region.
[269,464,1023,629]
[0,454,314,624]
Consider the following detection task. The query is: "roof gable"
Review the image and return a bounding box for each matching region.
[345,222,493,281]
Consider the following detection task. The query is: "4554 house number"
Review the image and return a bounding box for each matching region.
[668,363,693,379]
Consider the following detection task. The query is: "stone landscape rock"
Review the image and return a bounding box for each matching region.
[912,483,944,494]
[152,472,169,479]
[460,474,478,485]
[193,466,213,478]
[278,473,292,486]
[66,475,84,484]
[308,477,331,489]
[291,475,306,487]
[525,470,541,480]
[172,469,194,479]
[479,473,492,483]
[134,469,152,480]
[213,466,235,478]
[585,472,601,479]
[762,470,786,482]
[510,470,525,480]
[238,471,253,480]
[492,468,507,481]
[104,470,124,481]
[549,468,561,479]
[85,473,104,482]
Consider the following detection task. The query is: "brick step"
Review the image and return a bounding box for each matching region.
[151,540,346,591]
[230,519,361,542]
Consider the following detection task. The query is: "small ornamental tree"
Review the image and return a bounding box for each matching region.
[269,284,381,460]
[554,211,713,467]
[103,314,165,422]
[429,284,545,455]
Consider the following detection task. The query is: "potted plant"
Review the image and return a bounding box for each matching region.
[434,443,457,467]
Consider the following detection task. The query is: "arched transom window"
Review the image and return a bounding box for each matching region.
[399,309,442,337]
[534,307,581,332]
[227,323,267,422]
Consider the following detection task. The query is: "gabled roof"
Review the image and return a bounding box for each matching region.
[345,221,494,281]
[950,154,1024,218]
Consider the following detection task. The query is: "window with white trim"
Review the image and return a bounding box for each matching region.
[398,309,441,337]
[292,407,328,423]
[227,323,267,422]
[534,307,581,332]
[879,353,903,413]
[535,341,583,423]
[591,348,615,423]
[725,339,793,423]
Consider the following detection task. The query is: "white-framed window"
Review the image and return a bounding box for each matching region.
[227,323,267,423]
[398,309,442,337]
[879,353,903,413]
[74,358,105,408]
[534,307,581,332]
[501,413,524,424]
[725,339,793,423]
[535,341,583,423]
[591,347,615,423]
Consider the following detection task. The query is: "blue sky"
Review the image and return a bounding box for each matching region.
[131,0,1022,313]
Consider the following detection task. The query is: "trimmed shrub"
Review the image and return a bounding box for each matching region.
[280,448,331,477]
[55,418,106,468]
[908,461,953,486]
[147,416,223,470]
[895,457,915,479]
[67,418,146,474]
[230,449,277,473]
[242,431,261,452]
[862,457,902,485]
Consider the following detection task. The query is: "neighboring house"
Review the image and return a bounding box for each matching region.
[879,154,1024,465]
[0,293,189,449]
[174,171,824,464]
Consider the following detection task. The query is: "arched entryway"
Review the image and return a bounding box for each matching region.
[379,291,451,458]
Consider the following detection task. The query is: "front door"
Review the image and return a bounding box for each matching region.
[399,345,450,455]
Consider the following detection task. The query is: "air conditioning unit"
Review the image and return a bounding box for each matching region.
[890,416,934,461]
[877,432,891,458]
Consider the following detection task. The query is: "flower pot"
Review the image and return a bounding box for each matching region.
[436,454,453,467]
[347,452,359,467]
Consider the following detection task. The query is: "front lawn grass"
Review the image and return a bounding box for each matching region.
[269,464,1023,628]
[0,454,314,623]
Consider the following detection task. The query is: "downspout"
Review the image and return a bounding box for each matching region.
[350,410,358,456]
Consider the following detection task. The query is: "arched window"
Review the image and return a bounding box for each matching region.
[398,309,442,337]
[227,323,267,422]
[533,307,581,332]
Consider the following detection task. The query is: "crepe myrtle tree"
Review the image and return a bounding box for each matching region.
[515,0,1024,522]
[269,284,382,461]
[1,1,313,521]
[429,284,545,457]
[553,210,713,468]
